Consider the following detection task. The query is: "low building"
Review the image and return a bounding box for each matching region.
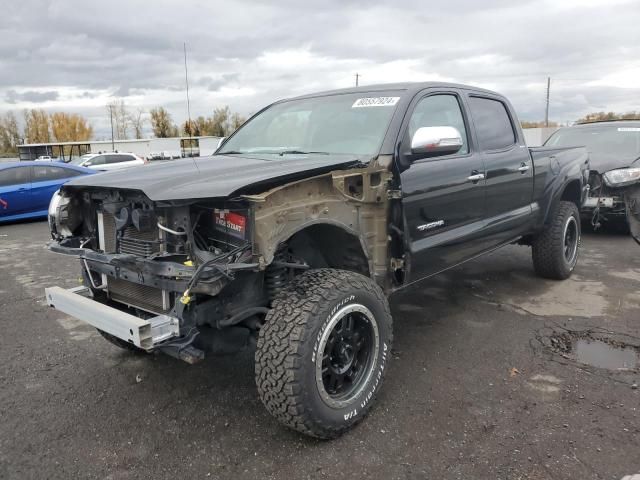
[17,136,224,161]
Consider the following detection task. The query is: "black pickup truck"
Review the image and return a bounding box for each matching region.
[45,82,589,438]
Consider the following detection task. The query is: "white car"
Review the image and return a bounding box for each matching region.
[71,152,147,171]
[35,155,59,162]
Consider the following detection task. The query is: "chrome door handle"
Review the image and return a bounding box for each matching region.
[467,173,485,182]
[518,164,530,173]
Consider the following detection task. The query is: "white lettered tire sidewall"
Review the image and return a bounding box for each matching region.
[255,268,393,438]
[304,289,392,429]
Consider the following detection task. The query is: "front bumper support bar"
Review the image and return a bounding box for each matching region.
[45,286,180,350]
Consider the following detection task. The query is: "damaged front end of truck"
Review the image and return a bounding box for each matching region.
[45,156,396,363]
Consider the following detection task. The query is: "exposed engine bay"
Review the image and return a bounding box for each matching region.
[47,162,398,362]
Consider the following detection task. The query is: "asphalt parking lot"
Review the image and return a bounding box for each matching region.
[0,220,638,480]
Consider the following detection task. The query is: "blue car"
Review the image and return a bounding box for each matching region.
[0,162,95,223]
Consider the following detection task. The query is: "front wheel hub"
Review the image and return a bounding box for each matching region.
[316,304,379,408]
[563,216,579,265]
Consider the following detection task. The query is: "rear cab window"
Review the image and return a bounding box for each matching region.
[467,96,516,151]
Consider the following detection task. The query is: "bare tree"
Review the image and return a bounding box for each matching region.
[128,107,146,139]
[107,99,130,140]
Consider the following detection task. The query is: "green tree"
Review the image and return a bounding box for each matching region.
[150,107,179,138]
[24,109,51,143]
[182,119,201,137]
[577,111,640,124]
[50,112,93,142]
[0,112,20,155]
[521,120,558,129]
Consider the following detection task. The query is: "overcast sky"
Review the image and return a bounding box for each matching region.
[2,0,639,138]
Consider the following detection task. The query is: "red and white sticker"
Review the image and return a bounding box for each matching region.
[214,210,246,239]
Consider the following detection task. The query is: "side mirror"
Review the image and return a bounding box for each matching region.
[411,126,463,159]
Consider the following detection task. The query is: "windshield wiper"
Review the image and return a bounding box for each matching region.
[217,150,244,155]
[277,150,330,156]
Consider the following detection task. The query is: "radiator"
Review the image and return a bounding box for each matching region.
[97,211,169,314]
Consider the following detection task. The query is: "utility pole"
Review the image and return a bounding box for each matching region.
[109,104,115,151]
[545,76,551,128]
[184,42,193,156]
[355,73,360,87]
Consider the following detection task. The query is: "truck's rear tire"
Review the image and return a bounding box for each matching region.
[532,200,581,280]
[255,269,392,439]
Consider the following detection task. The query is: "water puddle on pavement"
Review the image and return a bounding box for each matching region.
[538,329,640,372]
[574,339,638,370]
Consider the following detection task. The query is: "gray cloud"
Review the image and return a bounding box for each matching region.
[1,0,639,137]
[5,89,59,104]
[207,73,241,92]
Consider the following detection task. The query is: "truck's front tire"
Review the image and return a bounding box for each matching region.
[255,269,393,439]
[532,200,581,280]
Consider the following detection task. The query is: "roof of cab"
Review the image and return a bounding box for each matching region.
[287,81,501,101]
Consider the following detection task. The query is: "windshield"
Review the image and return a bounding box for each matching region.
[546,125,640,161]
[218,92,402,157]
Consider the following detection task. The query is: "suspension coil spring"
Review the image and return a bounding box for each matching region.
[265,250,289,301]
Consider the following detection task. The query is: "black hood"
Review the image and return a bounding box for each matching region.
[64,154,363,201]
[588,152,640,174]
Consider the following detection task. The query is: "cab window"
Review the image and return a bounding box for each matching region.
[0,167,30,187]
[32,166,81,181]
[408,94,469,155]
[467,96,516,151]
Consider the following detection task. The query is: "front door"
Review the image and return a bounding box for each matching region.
[399,91,487,281]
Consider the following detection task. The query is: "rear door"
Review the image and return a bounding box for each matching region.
[399,89,487,280]
[30,165,84,212]
[0,167,31,218]
[466,95,534,244]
